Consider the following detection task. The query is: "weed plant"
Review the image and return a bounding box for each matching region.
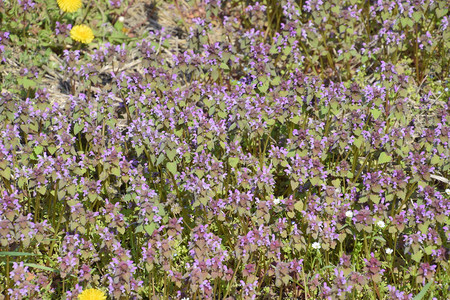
[0,0,449,299]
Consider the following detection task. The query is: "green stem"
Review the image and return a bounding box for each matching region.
[394,182,418,216]
[223,259,241,299]
[414,24,420,83]
[48,196,66,258]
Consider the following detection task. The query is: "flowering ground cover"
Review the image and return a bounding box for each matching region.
[0,0,449,299]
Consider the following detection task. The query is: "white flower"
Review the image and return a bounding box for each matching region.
[273,198,281,205]
[118,16,125,23]
[445,188,450,195]
[345,211,353,218]
[386,248,393,255]
[377,220,386,228]
[312,242,321,250]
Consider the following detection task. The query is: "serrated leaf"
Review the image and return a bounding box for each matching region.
[111,167,121,177]
[371,109,382,119]
[269,45,277,54]
[220,62,229,70]
[271,76,281,86]
[266,118,275,126]
[411,251,423,263]
[310,177,321,186]
[211,69,219,81]
[156,153,165,166]
[378,152,392,164]
[135,224,143,233]
[74,123,83,135]
[436,8,448,18]
[353,137,363,148]
[412,11,421,22]
[166,149,177,161]
[166,162,177,175]
[430,155,440,165]
[222,52,231,63]
[294,200,303,212]
[48,146,57,155]
[33,146,44,155]
[195,169,204,179]
[144,223,157,235]
[1,167,11,180]
[17,78,36,89]
[259,82,269,93]
[229,157,239,168]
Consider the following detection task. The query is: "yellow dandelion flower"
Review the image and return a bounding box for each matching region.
[57,0,82,13]
[78,288,106,300]
[70,25,94,44]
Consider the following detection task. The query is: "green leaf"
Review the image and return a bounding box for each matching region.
[48,146,57,155]
[222,52,231,63]
[144,223,157,235]
[411,251,423,263]
[353,137,363,148]
[294,200,303,212]
[166,162,177,175]
[269,45,277,54]
[271,76,281,86]
[33,145,44,155]
[17,78,36,89]
[266,118,276,127]
[166,149,177,161]
[370,109,382,119]
[114,21,124,31]
[135,224,143,233]
[378,152,392,164]
[211,69,219,81]
[74,123,83,135]
[220,62,229,70]
[0,251,36,257]
[412,11,421,22]
[195,169,204,179]
[424,245,433,255]
[111,167,121,177]
[310,177,321,186]
[430,155,440,165]
[228,157,239,168]
[400,17,414,28]
[1,167,11,180]
[156,153,165,166]
[259,82,269,93]
[436,8,448,18]
[24,263,58,273]
[413,281,432,300]
[372,236,386,243]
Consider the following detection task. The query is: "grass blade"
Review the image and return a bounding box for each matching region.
[413,282,432,300]
[23,263,58,273]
